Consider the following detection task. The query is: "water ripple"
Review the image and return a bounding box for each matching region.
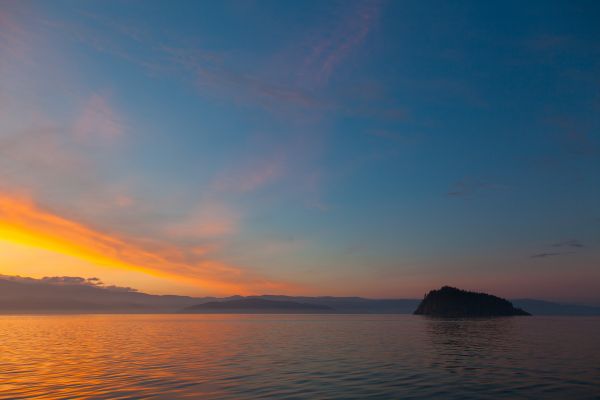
[1,315,599,399]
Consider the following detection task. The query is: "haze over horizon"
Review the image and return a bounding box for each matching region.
[1,1,599,304]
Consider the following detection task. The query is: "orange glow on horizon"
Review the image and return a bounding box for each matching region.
[0,194,292,295]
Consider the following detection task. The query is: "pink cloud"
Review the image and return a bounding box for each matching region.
[166,203,239,240]
[213,152,286,194]
[298,1,383,86]
[0,7,30,66]
[161,45,324,114]
[114,195,134,208]
[72,93,124,141]
[261,238,305,256]
[192,63,323,113]
[37,10,324,115]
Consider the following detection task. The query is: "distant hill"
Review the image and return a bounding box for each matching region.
[0,277,203,313]
[257,295,420,314]
[182,298,333,313]
[0,276,421,314]
[1,275,598,315]
[512,299,600,316]
[414,286,531,317]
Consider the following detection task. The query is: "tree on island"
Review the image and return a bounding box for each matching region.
[414,286,531,317]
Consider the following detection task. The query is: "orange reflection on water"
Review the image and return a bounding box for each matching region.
[1,314,600,399]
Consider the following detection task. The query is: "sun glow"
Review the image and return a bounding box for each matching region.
[0,195,283,295]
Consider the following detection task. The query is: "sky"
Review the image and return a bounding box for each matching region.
[0,0,599,303]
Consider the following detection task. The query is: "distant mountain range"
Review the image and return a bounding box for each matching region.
[182,298,333,313]
[512,299,600,316]
[0,276,201,313]
[1,276,599,315]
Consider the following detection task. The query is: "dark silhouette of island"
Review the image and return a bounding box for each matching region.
[182,298,333,313]
[414,286,531,317]
[2,274,599,315]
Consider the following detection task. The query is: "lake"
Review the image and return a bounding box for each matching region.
[1,315,599,399]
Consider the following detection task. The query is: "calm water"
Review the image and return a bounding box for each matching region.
[0,315,599,399]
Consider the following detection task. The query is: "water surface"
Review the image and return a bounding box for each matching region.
[1,315,599,399]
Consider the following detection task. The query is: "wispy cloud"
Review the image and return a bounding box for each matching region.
[0,194,294,295]
[194,64,321,110]
[0,99,138,224]
[44,11,325,114]
[530,239,585,259]
[531,252,575,259]
[32,1,390,125]
[166,202,239,240]
[0,6,35,70]
[1,274,142,293]
[212,152,286,194]
[0,10,314,296]
[72,93,124,142]
[551,239,584,248]
[542,115,600,157]
[298,0,383,86]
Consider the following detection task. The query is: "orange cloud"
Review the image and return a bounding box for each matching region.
[0,194,293,295]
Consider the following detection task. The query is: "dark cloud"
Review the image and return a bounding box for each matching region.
[103,285,138,293]
[530,239,584,259]
[551,239,584,248]
[0,274,136,292]
[530,252,575,258]
[41,276,98,285]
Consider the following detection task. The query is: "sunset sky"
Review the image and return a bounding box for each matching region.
[1,1,598,303]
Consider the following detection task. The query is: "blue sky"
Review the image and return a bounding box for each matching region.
[0,0,598,303]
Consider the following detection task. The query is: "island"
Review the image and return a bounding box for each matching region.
[413,286,531,317]
[181,298,333,314]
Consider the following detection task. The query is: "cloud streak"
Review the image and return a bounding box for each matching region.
[211,152,286,194]
[0,194,293,295]
[72,93,124,142]
[530,239,585,259]
[166,202,239,240]
[0,274,139,292]
[530,252,575,259]
[551,239,584,248]
[298,0,383,86]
